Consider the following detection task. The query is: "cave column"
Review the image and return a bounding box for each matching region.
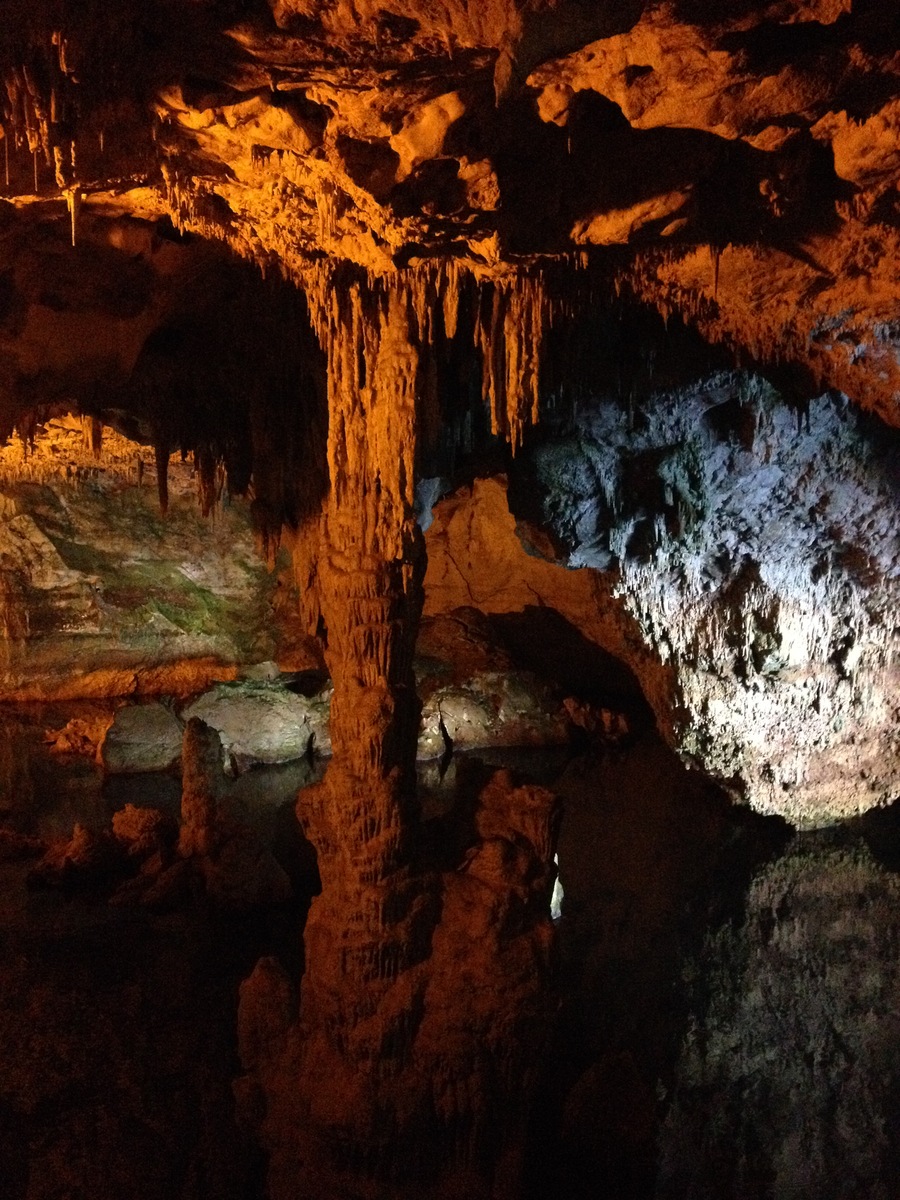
[314,282,424,877]
[240,271,562,1199]
[289,279,434,1168]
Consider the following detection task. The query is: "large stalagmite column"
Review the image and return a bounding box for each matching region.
[311,283,424,880]
[238,270,559,1200]
[284,278,437,1188]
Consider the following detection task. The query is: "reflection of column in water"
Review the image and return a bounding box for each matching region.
[551,851,564,920]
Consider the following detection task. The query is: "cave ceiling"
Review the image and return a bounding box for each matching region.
[1,0,900,440]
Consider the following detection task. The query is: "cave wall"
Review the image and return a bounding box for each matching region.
[505,371,900,824]
[0,417,297,699]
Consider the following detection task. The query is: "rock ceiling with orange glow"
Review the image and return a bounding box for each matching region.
[1,0,900,423]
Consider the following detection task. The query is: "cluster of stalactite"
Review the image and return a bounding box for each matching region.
[1,29,78,198]
[128,252,560,545]
[2,15,84,228]
[295,257,554,460]
[619,244,793,365]
[108,254,550,541]
[1,0,191,238]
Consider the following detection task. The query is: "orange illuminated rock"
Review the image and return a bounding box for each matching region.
[3,0,894,420]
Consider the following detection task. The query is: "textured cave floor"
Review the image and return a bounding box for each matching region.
[1,725,899,1198]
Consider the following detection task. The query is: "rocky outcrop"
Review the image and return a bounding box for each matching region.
[507,372,900,825]
[423,476,675,737]
[139,618,571,769]
[101,702,183,774]
[182,679,332,767]
[422,370,900,827]
[415,610,573,757]
[418,670,569,758]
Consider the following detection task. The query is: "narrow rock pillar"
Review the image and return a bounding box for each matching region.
[309,283,425,883]
[238,273,559,1200]
[285,280,435,1189]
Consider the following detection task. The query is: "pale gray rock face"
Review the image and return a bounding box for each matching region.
[510,372,900,825]
[182,681,332,769]
[102,703,184,774]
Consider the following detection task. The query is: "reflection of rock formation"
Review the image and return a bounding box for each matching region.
[660,839,900,1200]
[239,766,559,1199]
[178,717,293,910]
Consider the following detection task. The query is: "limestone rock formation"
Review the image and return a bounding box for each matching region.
[183,680,332,767]
[1,0,898,416]
[0,419,274,700]
[507,372,900,824]
[1,0,899,1195]
[421,369,900,828]
[418,670,570,758]
[44,711,113,758]
[111,803,178,859]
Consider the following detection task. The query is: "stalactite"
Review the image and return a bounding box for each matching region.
[441,259,460,339]
[472,271,549,450]
[160,162,195,232]
[197,445,220,518]
[154,437,170,515]
[65,186,81,246]
[80,415,103,457]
